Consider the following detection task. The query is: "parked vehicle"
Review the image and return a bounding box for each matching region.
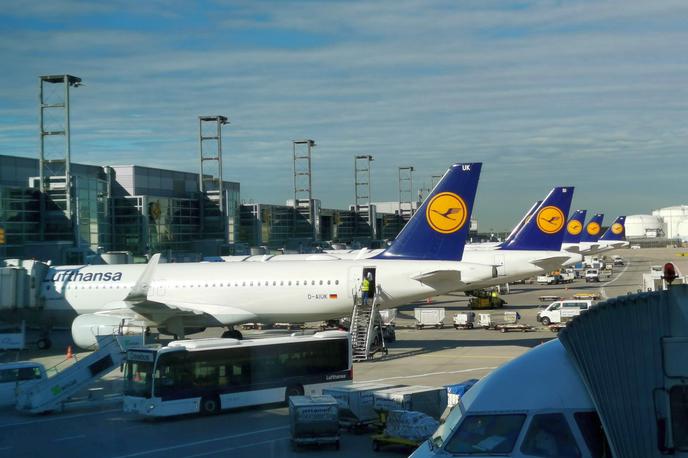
[612,256,624,266]
[585,269,600,282]
[536,300,593,326]
[0,362,47,408]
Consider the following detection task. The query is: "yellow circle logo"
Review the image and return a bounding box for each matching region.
[611,223,624,235]
[567,220,583,235]
[426,192,468,234]
[587,222,601,236]
[536,206,565,234]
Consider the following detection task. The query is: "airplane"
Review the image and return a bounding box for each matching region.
[593,216,629,253]
[17,163,502,349]
[464,200,542,251]
[563,213,604,256]
[561,209,588,254]
[226,188,582,291]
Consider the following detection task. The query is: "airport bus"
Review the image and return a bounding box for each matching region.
[122,331,352,417]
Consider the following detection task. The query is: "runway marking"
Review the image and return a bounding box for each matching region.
[185,436,291,458]
[54,434,87,442]
[111,425,289,458]
[0,408,120,429]
[362,366,496,383]
[600,259,630,299]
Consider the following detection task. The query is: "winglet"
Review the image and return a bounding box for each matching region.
[562,210,588,244]
[500,187,574,251]
[599,216,626,241]
[375,163,482,261]
[124,253,161,302]
[580,213,605,242]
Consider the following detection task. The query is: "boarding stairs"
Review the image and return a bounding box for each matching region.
[350,285,386,361]
[15,334,129,414]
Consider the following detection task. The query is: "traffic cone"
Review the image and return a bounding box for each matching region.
[66,345,74,360]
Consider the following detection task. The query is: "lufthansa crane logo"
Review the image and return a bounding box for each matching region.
[567,220,583,236]
[426,192,468,234]
[611,223,624,235]
[587,222,601,236]
[536,206,565,234]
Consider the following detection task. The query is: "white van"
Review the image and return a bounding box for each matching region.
[0,362,47,408]
[411,340,609,458]
[536,300,593,326]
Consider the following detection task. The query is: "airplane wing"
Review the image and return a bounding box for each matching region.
[530,256,572,271]
[411,270,463,290]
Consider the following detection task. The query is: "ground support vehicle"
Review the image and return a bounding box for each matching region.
[572,292,601,300]
[453,312,475,329]
[372,409,438,452]
[414,308,446,329]
[466,289,506,309]
[479,312,532,333]
[323,382,403,432]
[289,395,340,450]
[538,295,563,302]
[536,300,594,326]
[372,433,422,452]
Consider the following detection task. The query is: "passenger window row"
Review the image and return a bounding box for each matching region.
[48,279,341,290]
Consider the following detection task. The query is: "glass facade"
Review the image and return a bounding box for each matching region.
[0,187,41,256]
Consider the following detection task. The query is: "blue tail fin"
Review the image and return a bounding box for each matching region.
[500,187,574,251]
[580,213,605,242]
[376,163,482,261]
[562,210,588,244]
[600,216,626,241]
[501,200,542,246]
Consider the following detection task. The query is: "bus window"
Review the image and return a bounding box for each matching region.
[124,361,154,398]
[154,352,192,398]
[574,411,611,457]
[444,414,526,454]
[521,413,581,457]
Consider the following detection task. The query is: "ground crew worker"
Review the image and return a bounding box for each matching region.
[361,273,371,305]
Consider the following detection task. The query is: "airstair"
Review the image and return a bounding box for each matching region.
[15,335,129,414]
[350,285,387,361]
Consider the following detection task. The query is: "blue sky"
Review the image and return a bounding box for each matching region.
[1,0,687,231]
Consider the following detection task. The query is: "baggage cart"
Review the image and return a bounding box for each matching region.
[414,308,446,329]
[453,312,475,329]
[538,295,563,302]
[371,409,438,452]
[289,395,340,450]
[371,433,422,452]
[322,382,403,431]
[373,385,448,420]
[479,312,533,332]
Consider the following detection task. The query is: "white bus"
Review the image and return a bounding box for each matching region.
[122,331,352,417]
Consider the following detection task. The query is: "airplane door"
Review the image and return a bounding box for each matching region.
[493,254,506,276]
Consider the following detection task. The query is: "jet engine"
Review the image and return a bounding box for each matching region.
[71,314,149,350]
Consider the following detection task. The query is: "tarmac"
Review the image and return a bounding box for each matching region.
[0,247,685,458]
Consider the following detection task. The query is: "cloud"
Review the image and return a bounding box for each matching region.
[0,0,687,229]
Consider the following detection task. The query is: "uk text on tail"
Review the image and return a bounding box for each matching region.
[500,187,574,251]
[562,210,588,244]
[600,216,626,241]
[580,213,605,242]
[376,163,482,261]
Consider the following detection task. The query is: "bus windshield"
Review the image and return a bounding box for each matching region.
[124,360,154,398]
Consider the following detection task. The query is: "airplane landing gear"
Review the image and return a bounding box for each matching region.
[221,329,243,340]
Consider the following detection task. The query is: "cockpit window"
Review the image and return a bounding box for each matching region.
[520,413,581,457]
[444,414,525,454]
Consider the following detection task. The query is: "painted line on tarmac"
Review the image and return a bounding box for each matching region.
[600,260,631,299]
[112,425,289,458]
[362,366,496,383]
[54,434,87,442]
[0,408,120,429]
[185,436,291,458]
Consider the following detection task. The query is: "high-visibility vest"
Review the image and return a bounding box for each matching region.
[361,278,370,292]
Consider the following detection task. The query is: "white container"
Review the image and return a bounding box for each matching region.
[379,309,397,326]
[373,385,448,419]
[414,308,446,328]
[453,312,475,328]
[289,395,340,440]
[323,382,403,425]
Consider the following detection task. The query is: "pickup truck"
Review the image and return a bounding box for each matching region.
[537,272,574,285]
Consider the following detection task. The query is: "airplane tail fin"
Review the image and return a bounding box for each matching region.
[600,216,626,241]
[580,213,605,242]
[562,210,588,244]
[500,187,574,251]
[375,163,482,261]
[500,200,542,246]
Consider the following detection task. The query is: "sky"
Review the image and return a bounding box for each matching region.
[1,0,687,231]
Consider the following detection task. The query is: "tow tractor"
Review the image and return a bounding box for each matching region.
[466,289,506,310]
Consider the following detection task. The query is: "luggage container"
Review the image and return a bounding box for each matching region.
[323,382,404,430]
[479,312,532,332]
[414,308,446,329]
[452,312,475,329]
[373,385,448,420]
[289,395,340,450]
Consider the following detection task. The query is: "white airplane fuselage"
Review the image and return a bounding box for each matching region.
[29,258,495,328]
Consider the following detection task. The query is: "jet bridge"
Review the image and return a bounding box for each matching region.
[0,259,49,310]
